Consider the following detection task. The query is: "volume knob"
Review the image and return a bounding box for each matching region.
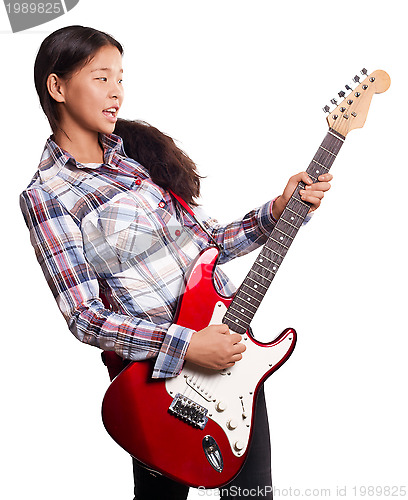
[216,401,227,412]
[226,419,238,430]
[234,440,244,452]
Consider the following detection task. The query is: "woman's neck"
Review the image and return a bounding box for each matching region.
[53,128,104,164]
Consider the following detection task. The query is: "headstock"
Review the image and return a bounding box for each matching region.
[323,69,390,137]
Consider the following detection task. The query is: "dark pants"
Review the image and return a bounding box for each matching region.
[132,385,272,499]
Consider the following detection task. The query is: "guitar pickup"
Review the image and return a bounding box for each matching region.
[168,393,208,429]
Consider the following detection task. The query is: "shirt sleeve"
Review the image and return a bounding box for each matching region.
[199,198,278,264]
[20,187,193,379]
[199,197,312,265]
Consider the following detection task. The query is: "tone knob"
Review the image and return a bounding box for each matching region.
[227,419,238,430]
[234,440,244,452]
[216,401,227,412]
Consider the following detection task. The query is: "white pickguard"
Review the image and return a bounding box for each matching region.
[165,302,295,457]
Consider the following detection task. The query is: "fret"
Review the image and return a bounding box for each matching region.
[223,129,345,333]
[314,150,335,162]
[236,287,262,303]
[223,305,256,326]
[256,257,280,271]
[263,247,286,260]
[244,277,269,291]
[278,215,300,230]
[224,316,247,332]
[275,226,294,238]
[328,130,345,142]
[232,296,259,316]
[311,159,327,169]
[238,290,264,310]
[223,321,246,334]
[245,270,272,287]
[286,205,306,219]
[269,236,290,250]
[308,161,330,178]
[227,304,253,322]
[274,227,294,243]
[256,255,274,266]
[293,197,311,210]
[319,146,336,156]
[258,247,283,264]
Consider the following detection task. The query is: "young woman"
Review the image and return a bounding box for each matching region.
[20,25,332,499]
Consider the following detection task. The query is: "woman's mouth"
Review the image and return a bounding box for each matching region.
[103,107,119,122]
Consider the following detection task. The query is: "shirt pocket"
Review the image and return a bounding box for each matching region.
[97,198,160,264]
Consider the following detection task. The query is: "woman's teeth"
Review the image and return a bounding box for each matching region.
[103,108,117,117]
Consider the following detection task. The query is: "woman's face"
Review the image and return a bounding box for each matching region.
[56,44,124,137]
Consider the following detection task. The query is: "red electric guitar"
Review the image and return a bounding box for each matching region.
[102,70,390,488]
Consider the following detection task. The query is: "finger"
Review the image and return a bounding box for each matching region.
[230,333,244,344]
[285,172,312,195]
[230,340,246,353]
[216,324,230,334]
[235,342,246,353]
[305,181,331,192]
[299,189,324,201]
[317,173,333,182]
[297,171,313,186]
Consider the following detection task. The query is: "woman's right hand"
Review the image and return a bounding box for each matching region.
[184,324,246,370]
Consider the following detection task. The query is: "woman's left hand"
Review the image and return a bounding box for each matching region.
[272,171,333,220]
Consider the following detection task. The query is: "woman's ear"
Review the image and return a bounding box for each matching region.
[46,73,65,103]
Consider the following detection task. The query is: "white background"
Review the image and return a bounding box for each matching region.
[1,1,406,499]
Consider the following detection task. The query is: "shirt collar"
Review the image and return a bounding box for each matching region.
[38,133,125,182]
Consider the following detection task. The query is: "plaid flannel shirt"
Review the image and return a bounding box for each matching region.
[20,134,279,378]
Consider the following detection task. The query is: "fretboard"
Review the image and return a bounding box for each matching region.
[223,128,345,334]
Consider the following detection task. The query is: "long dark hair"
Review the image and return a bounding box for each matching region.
[34,25,123,133]
[114,119,202,205]
[34,27,200,204]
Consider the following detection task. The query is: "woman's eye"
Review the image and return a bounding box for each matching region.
[118,79,123,84]
[97,77,107,82]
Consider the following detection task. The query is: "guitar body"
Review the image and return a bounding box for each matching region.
[102,247,297,488]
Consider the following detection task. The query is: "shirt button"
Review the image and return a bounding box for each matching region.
[175,229,181,237]
[158,201,166,208]
[135,178,141,186]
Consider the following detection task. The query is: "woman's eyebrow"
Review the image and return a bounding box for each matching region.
[91,67,123,72]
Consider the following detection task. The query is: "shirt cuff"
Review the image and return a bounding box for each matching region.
[303,211,313,224]
[257,198,278,235]
[267,197,313,226]
[152,324,195,379]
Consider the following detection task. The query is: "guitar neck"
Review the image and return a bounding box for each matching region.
[223,128,345,334]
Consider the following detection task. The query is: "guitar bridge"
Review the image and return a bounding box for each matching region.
[168,393,208,429]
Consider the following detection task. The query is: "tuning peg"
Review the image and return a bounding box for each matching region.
[352,75,360,83]
[330,98,338,105]
[360,68,368,75]
[338,90,346,98]
[322,105,330,113]
[345,84,352,91]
